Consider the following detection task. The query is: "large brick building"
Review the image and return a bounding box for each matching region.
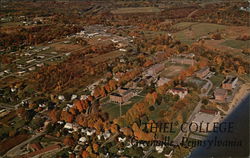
[214,88,228,102]
[110,88,134,103]
[196,67,210,79]
[222,76,238,90]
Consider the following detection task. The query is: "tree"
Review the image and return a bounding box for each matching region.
[49,109,60,122]
[30,117,44,130]
[60,111,74,123]
[82,151,89,158]
[93,143,99,153]
[63,136,75,146]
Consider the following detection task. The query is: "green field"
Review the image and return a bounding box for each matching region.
[173,22,227,44]
[221,40,250,49]
[111,7,161,14]
[101,95,144,120]
[210,74,224,87]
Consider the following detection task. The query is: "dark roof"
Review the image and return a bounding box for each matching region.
[214,88,227,96]
[223,76,238,84]
[196,67,209,74]
[110,93,122,97]
[200,109,218,115]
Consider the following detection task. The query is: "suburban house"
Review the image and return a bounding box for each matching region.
[214,88,228,102]
[147,63,165,76]
[222,76,238,90]
[192,110,221,132]
[110,88,134,103]
[196,67,210,79]
[168,88,188,99]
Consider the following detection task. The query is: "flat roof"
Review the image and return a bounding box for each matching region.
[193,112,216,123]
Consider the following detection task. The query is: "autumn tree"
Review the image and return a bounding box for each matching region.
[63,136,75,146]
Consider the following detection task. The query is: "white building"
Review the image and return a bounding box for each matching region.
[168,88,188,99]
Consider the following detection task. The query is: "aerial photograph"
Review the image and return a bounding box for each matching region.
[0,0,249,157]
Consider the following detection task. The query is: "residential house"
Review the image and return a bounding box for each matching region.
[222,76,238,90]
[168,88,188,99]
[192,110,221,132]
[214,88,228,102]
[196,67,210,79]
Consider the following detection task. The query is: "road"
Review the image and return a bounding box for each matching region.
[142,78,213,158]
[0,97,31,110]
[101,133,119,147]
[173,78,213,145]
[4,132,45,157]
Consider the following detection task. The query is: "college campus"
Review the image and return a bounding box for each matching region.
[0,0,249,158]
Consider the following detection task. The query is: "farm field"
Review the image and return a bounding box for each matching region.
[89,50,126,63]
[173,22,227,44]
[111,7,161,14]
[221,40,249,49]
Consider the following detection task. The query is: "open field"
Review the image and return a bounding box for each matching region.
[203,40,250,61]
[50,42,83,52]
[221,40,249,49]
[111,7,161,14]
[160,64,188,78]
[89,50,126,63]
[173,22,227,44]
[210,74,224,87]
[101,95,143,120]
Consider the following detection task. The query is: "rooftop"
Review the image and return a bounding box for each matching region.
[196,67,209,74]
[214,88,227,96]
[223,76,238,84]
[193,111,218,123]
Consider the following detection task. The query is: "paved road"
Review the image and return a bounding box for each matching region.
[0,97,31,110]
[173,78,213,145]
[101,133,119,147]
[142,78,213,158]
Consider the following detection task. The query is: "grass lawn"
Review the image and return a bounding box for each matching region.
[148,103,169,121]
[0,116,25,138]
[173,22,227,44]
[101,95,143,120]
[210,74,224,88]
[172,22,196,30]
